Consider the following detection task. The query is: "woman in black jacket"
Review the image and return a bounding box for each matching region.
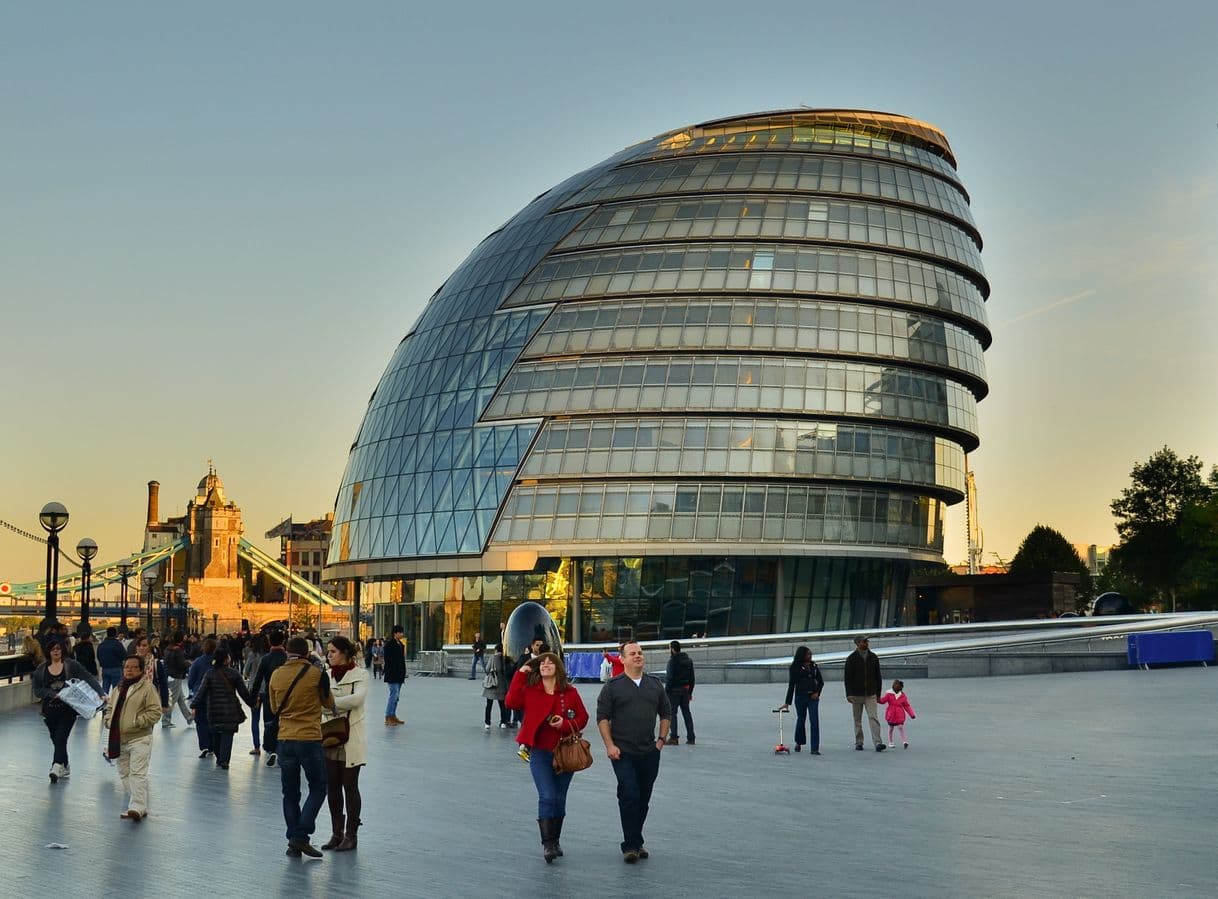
[779,646,824,754]
[190,647,255,769]
[32,638,103,782]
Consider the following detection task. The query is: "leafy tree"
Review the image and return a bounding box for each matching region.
[1008,524,1092,608]
[1109,448,1214,611]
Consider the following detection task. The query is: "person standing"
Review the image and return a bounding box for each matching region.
[72,629,99,678]
[506,651,589,863]
[186,637,217,758]
[470,632,487,679]
[321,636,368,852]
[383,625,406,726]
[97,627,126,694]
[363,636,376,673]
[269,636,336,859]
[844,635,885,752]
[103,653,163,820]
[161,630,193,728]
[190,647,256,770]
[32,638,103,783]
[482,644,509,730]
[779,646,824,754]
[664,640,696,746]
[596,641,671,863]
[250,630,289,767]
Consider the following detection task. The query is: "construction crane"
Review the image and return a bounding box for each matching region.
[965,458,983,575]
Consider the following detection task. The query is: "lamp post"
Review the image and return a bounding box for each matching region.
[39,502,69,629]
[176,588,188,633]
[116,562,134,632]
[211,612,218,637]
[143,569,157,634]
[163,582,175,632]
[75,537,98,633]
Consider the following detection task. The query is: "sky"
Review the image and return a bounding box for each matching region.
[3,0,1216,583]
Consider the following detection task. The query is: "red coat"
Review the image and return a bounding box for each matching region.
[878,690,916,725]
[602,652,624,677]
[505,669,589,751]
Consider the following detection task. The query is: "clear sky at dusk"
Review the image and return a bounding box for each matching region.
[3,0,1216,582]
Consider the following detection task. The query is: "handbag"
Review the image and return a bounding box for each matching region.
[321,715,350,749]
[482,667,499,690]
[551,692,593,774]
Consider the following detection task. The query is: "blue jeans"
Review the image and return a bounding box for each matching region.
[194,707,211,751]
[470,656,487,678]
[386,681,402,718]
[793,693,820,751]
[528,748,574,819]
[278,740,327,841]
[102,667,123,694]
[610,750,661,852]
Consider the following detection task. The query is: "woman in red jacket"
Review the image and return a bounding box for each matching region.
[505,651,589,863]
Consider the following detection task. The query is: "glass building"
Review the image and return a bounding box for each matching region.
[325,110,989,651]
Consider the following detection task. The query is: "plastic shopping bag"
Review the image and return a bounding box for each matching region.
[57,678,104,720]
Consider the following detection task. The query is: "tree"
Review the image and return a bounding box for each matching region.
[1109,448,1214,611]
[1008,524,1092,608]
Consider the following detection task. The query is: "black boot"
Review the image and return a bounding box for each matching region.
[538,818,558,863]
[321,814,344,850]
[553,816,565,857]
[336,818,359,851]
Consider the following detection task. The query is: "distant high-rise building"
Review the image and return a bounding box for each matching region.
[326,109,990,648]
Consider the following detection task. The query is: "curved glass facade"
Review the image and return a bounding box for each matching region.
[329,109,989,648]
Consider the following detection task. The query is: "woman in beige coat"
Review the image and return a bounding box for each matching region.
[321,636,368,851]
[103,654,163,820]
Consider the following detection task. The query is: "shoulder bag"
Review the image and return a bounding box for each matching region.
[551,691,593,774]
[482,664,499,690]
[321,674,352,748]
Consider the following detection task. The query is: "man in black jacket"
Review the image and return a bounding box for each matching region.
[843,635,885,752]
[97,627,126,694]
[250,630,288,766]
[161,630,194,728]
[664,640,696,746]
[383,625,406,725]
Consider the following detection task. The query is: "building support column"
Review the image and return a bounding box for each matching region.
[351,577,362,640]
[569,558,582,644]
[772,557,787,634]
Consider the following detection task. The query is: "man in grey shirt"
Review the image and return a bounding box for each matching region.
[596,641,671,863]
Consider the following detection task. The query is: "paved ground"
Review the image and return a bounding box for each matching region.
[3,665,1214,897]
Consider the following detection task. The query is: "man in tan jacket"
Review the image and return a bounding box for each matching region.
[103,654,164,820]
[269,636,336,858]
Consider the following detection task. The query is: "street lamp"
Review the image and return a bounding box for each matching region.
[211,612,218,637]
[75,537,98,633]
[39,501,69,630]
[143,569,158,634]
[163,582,175,631]
[176,588,188,633]
[116,562,135,632]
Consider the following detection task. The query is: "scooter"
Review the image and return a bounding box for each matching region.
[771,707,791,755]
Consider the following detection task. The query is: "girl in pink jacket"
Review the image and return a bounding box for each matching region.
[878,679,916,748]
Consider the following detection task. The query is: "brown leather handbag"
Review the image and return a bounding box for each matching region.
[551,692,592,773]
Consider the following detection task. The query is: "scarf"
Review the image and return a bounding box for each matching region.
[330,662,355,682]
[107,679,138,759]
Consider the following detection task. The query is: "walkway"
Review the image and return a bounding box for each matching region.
[5,667,1213,897]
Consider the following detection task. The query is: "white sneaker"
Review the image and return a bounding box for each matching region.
[60,764,70,779]
[484,724,491,731]
[49,764,62,783]
[887,742,895,748]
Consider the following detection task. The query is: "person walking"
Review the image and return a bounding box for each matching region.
[71,629,99,678]
[186,637,217,758]
[596,641,671,863]
[250,629,289,766]
[482,643,509,730]
[130,635,171,728]
[383,625,406,726]
[470,632,487,679]
[269,636,336,859]
[372,639,385,679]
[779,646,825,754]
[363,637,376,673]
[190,646,256,770]
[844,635,885,752]
[103,653,163,820]
[243,635,266,756]
[506,651,589,863]
[161,630,194,728]
[321,636,368,852]
[96,627,126,694]
[664,640,696,746]
[878,679,917,749]
[32,638,103,783]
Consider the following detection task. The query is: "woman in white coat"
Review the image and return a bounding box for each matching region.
[322,635,368,851]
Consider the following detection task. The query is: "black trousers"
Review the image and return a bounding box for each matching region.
[43,704,77,766]
[263,714,280,754]
[668,689,695,741]
[610,749,662,852]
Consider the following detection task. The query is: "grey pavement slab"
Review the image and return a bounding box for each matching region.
[2,667,1214,897]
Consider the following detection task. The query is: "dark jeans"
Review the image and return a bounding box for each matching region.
[528,748,574,819]
[610,749,661,852]
[484,698,507,726]
[279,740,328,842]
[43,704,77,766]
[250,701,264,750]
[263,706,280,754]
[793,693,820,750]
[211,729,235,765]
[668,689,695,741]
[102,667,123,694]
[194,707,211,751]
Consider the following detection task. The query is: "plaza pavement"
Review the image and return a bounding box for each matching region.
[3,665,1214,898]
